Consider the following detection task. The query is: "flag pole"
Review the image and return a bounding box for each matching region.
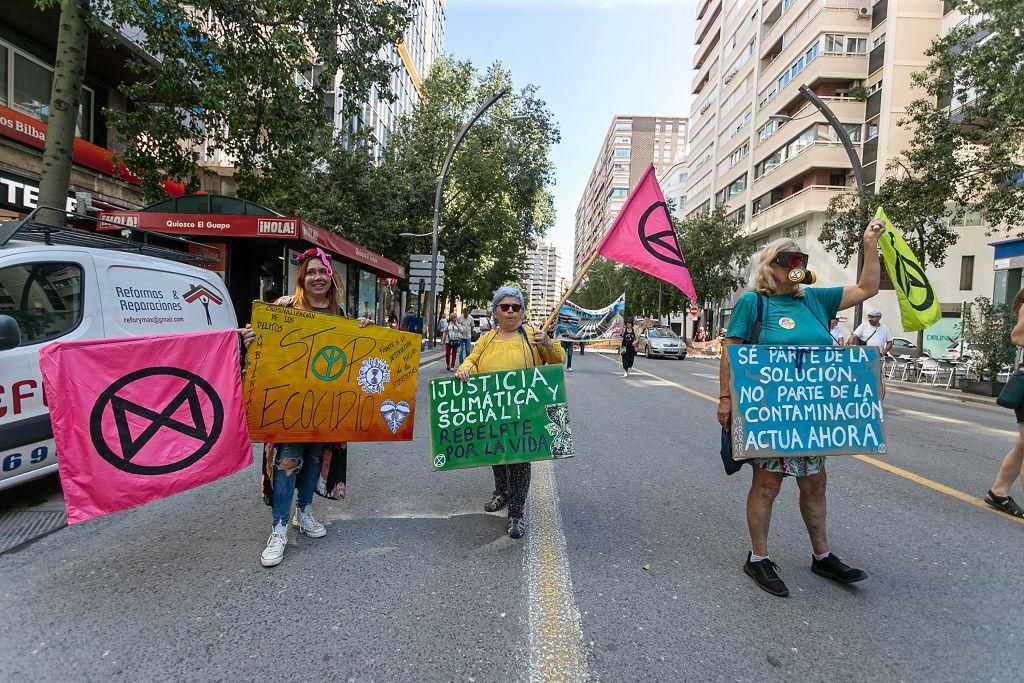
[541,249,601,332]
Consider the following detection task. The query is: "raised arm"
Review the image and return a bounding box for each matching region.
[839,219,885,311]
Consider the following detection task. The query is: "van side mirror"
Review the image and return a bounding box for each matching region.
[0,315,21,351]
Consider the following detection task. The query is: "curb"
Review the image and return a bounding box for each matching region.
[885,382,998,407]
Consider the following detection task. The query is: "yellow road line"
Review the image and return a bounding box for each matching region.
[597,354,1024,527]
[525,462,589,681]
[854,454,1024,526]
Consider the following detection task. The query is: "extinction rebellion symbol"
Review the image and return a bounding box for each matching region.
[89,367,224,475]
[637,201,687,268]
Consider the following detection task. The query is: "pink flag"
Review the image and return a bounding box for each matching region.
[38,329,252,524]
[597,163,698,301]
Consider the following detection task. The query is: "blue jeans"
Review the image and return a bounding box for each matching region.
[271,442,324,528]
[459,338,472,363]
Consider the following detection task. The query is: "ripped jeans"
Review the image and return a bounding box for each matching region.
[271,442,325,529]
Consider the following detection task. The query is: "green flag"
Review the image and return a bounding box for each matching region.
[875,206,942,332]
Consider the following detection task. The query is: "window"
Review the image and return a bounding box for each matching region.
[0,263,83,345]
[613,149,630,158]
[866,120,880,140]
[847,37,868,54]
[785,222,807,239]
[829,173,847,186]
[616,137,630,144]
[614,122,632,131]
[3,41,95,141]
[608,187,628,199]
[960,255,975,290]
[825,34,844,53]
[757,121,776,143]
[872,32,886,48]
[867,80,884,95]
[0,48,7,106]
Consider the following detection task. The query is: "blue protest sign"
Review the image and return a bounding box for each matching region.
[727,345,886,459]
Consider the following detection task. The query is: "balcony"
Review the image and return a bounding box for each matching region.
[749,185,848,234]
[693,27,721,71]
[695,0,722,44]
[696,0,718,22]
[759,53,869,116]
[753,141,858,190]
[755,96,866,145]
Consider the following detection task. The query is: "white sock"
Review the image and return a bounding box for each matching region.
[750,552,770,563]
[272,522,287,534]
[813,551,831,561]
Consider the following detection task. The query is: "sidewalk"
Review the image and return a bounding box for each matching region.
[885,379,999,407]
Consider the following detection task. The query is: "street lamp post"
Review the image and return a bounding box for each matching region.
[424,88,510,350]
[771,84,870,327]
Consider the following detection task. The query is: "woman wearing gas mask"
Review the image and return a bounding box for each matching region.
[716,220,884,597]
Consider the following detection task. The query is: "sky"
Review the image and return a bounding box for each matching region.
[445,0,700,273]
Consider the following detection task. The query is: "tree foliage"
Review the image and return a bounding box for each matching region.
[381,58,560,309]
[822,0,1023,267]
[961,296,1015,381]
[52,0,415,200]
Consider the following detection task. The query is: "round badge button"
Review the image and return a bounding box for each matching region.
[779,317,796,330]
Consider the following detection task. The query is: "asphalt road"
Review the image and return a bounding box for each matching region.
[1,350,1021,681]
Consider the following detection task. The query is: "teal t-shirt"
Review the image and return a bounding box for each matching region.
[725,287,843,345]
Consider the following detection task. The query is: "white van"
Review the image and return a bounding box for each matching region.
[0,219,237,490]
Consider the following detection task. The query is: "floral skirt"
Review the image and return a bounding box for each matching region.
[752,455,825,478]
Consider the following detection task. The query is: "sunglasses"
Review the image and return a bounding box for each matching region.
[498,303,522,313]
[774,251,809,269]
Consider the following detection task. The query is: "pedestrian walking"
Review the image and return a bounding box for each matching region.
[717,220,884,597]
[849,310,893,355]
[985,289,1024,518]
[620,319,638,377]
[444,312,460,372]
[561,335,575,372]
[437,314,449,349]
[578,341,586,355]
[455,307,474,364]
[257,248,372,568]
[455,286,565,539]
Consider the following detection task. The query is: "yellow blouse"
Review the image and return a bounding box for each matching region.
[457,325,565,374]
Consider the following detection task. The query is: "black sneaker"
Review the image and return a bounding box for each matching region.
[484,493,507,513]
[508,517,525,539]
[743,553,789,597]
[811,553,867,583]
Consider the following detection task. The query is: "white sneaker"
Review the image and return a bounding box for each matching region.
[260,530,288,567]
[293,507,327,538]
[567,367,574,373]
[622,371,629,378]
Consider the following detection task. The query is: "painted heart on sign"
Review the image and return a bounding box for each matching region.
[379,399,411,434]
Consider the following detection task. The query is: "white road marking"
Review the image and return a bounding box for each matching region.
[525,462,588,682]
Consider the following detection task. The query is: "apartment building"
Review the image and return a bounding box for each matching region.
[525,241,568,324]
[348,0,446,157]
[574,115,688,276]
[684,0,991,353]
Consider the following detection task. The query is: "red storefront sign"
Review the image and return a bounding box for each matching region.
[96,210,405,279]
[0,104,186,198]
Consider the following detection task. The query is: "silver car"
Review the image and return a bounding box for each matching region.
[639,327,686,359]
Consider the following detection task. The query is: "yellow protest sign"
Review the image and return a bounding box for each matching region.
[875,206,942,332]
[244,302,422,442]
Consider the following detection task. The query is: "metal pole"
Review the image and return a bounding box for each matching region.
[428,88,509,349]
[798,84,868,327]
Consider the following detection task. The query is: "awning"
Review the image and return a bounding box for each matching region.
[96,210,404,279]
[989,237,1024,271]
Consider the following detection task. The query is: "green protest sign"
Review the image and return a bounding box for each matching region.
[429,365,575,471]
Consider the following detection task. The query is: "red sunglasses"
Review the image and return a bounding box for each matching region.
[774,251,809,269]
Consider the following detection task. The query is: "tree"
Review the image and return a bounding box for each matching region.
[677,205,757,316]
[36,0,414,213]
[961,296,1015,382]
[382,58,560,312]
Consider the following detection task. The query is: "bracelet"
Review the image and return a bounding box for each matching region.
[719,394,731,400]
